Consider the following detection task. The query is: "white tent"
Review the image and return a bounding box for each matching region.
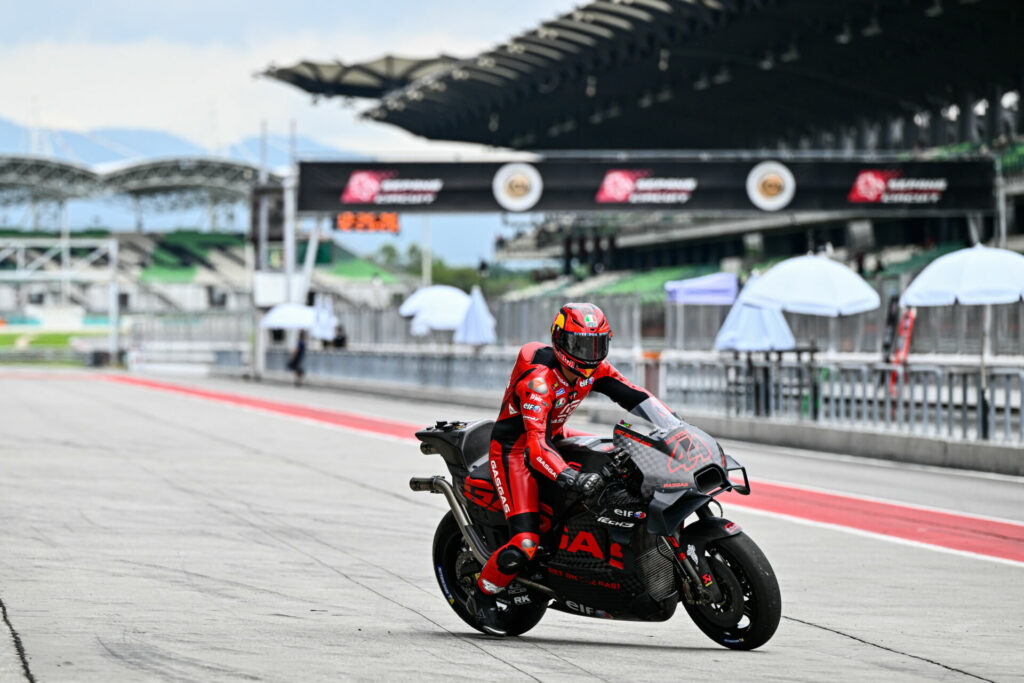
[454,285,496,346]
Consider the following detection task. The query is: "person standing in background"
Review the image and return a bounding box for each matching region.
[287,330,307,386]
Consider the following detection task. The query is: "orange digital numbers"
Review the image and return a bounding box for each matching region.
[336,212,400,234]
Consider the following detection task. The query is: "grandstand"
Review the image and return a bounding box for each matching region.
[270,0,1024,289]
[0,229,408,318]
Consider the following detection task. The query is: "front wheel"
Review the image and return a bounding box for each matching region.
[431,511,547,637]
[682,533,781,650]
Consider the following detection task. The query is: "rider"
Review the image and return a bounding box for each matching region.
[469,302,680,635]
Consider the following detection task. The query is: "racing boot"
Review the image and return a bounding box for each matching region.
[466,581,507,636]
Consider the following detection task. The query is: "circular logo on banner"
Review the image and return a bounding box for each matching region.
[492,163,543,212]
[746,161,796,211]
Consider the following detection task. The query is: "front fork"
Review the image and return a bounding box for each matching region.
[661,507,726,606]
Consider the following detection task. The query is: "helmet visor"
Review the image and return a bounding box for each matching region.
[561,331,610,363]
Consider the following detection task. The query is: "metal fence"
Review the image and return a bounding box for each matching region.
[254,347,1023,443]
[660,358,1023,443]
[265,346,646,395]
[128,311,253,345]
[336,293,1024,356]
[336,293,644,349]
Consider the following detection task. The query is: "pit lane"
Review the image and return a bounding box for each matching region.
[1,370,1020,681]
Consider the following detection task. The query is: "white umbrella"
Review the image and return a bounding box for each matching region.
[900,244,1024,307]
[743,254,880,316]
[454,285,496,346]
[400,285,471,337]
[899,244,1024,438]
[260,302,316,330]
[715,274,795,352]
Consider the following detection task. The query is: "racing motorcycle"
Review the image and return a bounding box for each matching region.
[410,412,782,650]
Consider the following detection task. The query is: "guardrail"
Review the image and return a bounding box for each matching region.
[659,358,1023,443]
[253,348,1023,443]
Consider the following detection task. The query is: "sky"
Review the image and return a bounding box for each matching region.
[0,0,559,154]
[0,0,565,264]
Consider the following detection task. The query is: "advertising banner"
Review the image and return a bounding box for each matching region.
[298,158,995,215]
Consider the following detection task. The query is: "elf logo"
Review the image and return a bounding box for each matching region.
[563,600,613,618]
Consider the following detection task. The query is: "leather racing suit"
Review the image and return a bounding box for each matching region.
[477,341,678,594]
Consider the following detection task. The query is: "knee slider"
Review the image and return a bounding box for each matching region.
[496,546,528,574]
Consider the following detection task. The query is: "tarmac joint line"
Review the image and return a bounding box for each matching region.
[783,615,994,682]
[0,593,36,683]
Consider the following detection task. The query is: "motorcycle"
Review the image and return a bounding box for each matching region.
[410,415,781,650]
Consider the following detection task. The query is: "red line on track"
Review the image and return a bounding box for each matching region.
[95,374,1023,564]
[725,482,1024,564]
[101,374,421,441]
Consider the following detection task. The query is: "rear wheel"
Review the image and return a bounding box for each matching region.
[431,511,547,637]
[682,533,781,650]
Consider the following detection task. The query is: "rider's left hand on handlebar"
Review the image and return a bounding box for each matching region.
[556,468,604,497]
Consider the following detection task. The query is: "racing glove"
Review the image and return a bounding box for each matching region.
[556,468,604,497]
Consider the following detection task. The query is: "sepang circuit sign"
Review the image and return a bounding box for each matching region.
[297,158,995,215]
[595,169,698,205]
[848,170,948,204]
[340,170,443,205]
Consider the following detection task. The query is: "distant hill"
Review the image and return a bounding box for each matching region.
[0,115,363,168]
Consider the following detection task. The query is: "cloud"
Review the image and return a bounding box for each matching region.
[0,2,559,155]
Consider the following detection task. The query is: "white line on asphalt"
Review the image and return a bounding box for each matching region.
[732,506,1024,569]
[754,476,1024,528]
[724,438,1024,484]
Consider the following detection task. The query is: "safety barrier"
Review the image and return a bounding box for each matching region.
[256,348,1023,443]
[659,358,1023,443]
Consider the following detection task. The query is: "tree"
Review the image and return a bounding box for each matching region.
[375,243,400,269]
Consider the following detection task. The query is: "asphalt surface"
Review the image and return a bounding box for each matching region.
[1,369,1022,682]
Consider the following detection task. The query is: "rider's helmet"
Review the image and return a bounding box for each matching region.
[551,303,612,377]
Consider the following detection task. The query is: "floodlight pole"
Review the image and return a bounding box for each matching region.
[422,214,432,287]
[60,200,69,304]
[257,120,269,270]
[108,238,120,364]
[284,172,297,302]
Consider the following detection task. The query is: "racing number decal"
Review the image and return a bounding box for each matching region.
[664,430,714,475]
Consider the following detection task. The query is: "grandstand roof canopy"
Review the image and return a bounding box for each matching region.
[0,154,280,209]
[103,157,280,203]
[0,155,99,204]
[263,55,458,99]
[346,0,1024,149]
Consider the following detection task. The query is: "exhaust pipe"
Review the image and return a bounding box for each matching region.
[410,476,489,565]
[409,476,557,600]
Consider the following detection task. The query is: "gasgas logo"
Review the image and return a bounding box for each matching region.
[490,460,510,514]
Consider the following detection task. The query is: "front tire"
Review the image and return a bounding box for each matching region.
[682,533,781,650]
[431,511,547,637]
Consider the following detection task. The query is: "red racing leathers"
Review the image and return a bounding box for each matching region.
[478,342,665,594]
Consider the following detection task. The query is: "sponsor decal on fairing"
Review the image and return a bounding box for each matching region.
[597,516,635,528]
[564,600,614,619]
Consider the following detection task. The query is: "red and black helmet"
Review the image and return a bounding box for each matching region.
[551,303,612,377]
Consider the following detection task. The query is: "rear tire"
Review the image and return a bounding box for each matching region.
[682,533,781,650]
[431,511,547,637]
